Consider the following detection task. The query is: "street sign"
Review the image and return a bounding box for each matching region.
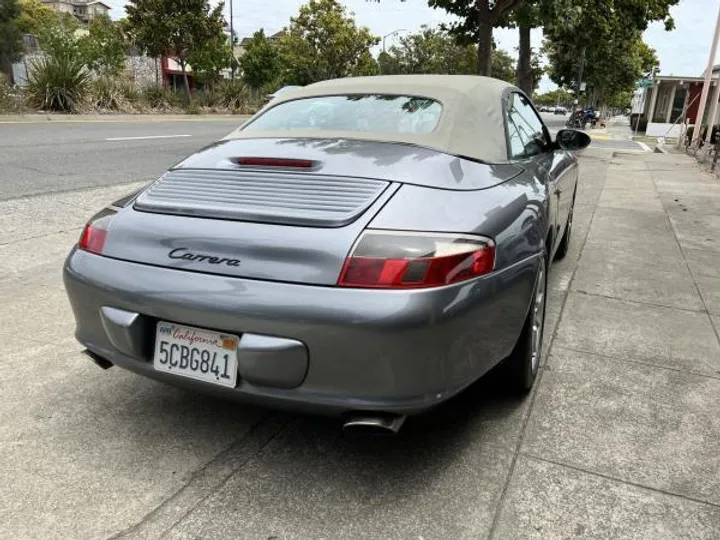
[637,78,654,89]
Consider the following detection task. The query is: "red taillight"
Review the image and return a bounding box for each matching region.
[235,157,315,168]
[77,208,117,255]
[338,231,495,289]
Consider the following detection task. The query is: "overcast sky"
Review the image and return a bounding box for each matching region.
[107,0,720,93]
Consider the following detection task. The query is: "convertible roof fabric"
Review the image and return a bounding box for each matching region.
[224,75,517,164]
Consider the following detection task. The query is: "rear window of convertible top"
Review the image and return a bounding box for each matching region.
[243,94,443,135]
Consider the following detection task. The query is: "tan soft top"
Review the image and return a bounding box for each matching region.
[224,75,517,163]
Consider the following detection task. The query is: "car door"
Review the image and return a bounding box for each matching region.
[505,92,565,255]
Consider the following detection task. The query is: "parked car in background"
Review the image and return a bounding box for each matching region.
[554,106,568,115]
[64,75,590,435]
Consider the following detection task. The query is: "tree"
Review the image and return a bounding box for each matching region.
[125,0,227,98]
[541,0,677,105]
[237,30,281,91]
[186,32,232,89]
[384,25,476,75]
[78,15,127,77]
[533,87,573,106]
[33,7,80,59]
[0,0,23,83]
[427,0,525,76]
[380,25,517,84]
[16,0,57,35]
[491,47,516,84]
[278,0,379,85]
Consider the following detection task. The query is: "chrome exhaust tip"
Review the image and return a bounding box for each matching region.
[82,349,114,370]
[342,414,406,435]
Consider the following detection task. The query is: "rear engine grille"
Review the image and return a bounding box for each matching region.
[133,168,389,227]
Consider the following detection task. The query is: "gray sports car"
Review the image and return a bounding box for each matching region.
[63,75,590,434]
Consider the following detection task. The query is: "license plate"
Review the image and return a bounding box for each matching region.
[153,322,239,388]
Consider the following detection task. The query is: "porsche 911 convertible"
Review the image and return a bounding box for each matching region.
[63,75,590,434]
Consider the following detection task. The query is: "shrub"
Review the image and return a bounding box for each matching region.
[0,73,19,113]
[120,81,139,105]
[217,79,252,112]
[90,76,123,110]
[25,55,90,112]
[140,83,168,109]
[184,101,201,114]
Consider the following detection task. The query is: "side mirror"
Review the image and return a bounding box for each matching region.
[555,129,591,151]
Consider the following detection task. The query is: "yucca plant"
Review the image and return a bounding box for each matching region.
[140,84,168,110]
[90,76,122,110]
[217,79,251,112]
[26,55,90,112]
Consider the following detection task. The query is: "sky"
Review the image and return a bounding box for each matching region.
[106,0,720,93]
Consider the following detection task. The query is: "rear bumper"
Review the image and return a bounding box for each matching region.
[63,249,538,416]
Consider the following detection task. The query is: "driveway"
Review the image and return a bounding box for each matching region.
[1,119,719,539]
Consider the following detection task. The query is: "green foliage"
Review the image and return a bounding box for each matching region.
[541,0,678,105]
[533,88,574,106]
[426,0,526,75]
[384,25,476,75]
[16,0,57,35]
[1,0,24,70]
[492,48,516,84]
[0,71,22,111]
[187,32,232,88]
[33,11,81,59]
[90,76,124,110]
[353,50,380,77]
[79,15,127,77]
[25,54,89,112]
[278,0,379,85]
[238,30,282,90]
[380,25,517,83]
[140,83,167,108]
[216,78,253,112]
[125,0,227,96]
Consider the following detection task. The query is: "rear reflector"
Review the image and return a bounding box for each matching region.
[78,207,117,255]
[338,230,495,289]
[235,157,315,168]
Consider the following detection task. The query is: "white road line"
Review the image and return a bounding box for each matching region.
[104,134,192,141]
[637,141,651,152]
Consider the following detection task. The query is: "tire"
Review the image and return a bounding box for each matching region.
[504,250,548,393]
[554,196,575,261]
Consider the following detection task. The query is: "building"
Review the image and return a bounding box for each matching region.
[41,0,111,24]
[636,72,720,139]
[234,31,286,59]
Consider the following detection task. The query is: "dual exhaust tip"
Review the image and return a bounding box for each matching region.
[342,413,406,435]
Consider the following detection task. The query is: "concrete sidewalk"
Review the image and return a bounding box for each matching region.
[1,149,719,539]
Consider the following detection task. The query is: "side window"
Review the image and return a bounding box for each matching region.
[506,93,548,159]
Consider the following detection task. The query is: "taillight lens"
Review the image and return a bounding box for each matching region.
[78,208,117,255]
[338,230,495,289]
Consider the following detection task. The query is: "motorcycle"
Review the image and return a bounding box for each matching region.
[566,109,598,129]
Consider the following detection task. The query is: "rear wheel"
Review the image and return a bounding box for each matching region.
[505,251,548,393]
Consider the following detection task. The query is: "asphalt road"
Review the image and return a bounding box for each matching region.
[0,117,244,200]
[0,113,642,201]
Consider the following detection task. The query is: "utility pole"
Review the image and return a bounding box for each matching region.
[229,0,235,80]
[691,3,720,149]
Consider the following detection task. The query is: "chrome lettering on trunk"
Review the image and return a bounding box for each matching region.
[168,248,241,267]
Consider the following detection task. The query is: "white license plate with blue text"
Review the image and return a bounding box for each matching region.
[153,322,239,388]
